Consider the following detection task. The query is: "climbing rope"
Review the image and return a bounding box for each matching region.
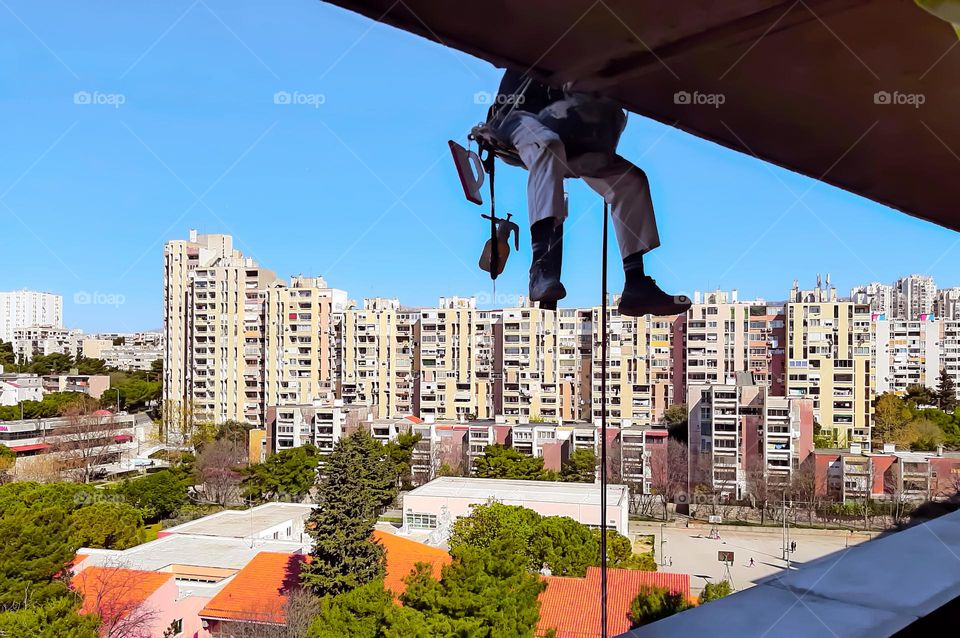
[600,200,609,638]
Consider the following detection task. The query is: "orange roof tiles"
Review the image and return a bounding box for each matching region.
[200,552,307,624]
[72,566,173,618]
[373,529,451,595]
[536,567,691,637]
[200,532,450,624]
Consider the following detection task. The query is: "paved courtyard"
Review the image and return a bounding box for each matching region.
[630,521,874,594]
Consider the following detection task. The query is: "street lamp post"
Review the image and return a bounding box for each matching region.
[660,522,666,566]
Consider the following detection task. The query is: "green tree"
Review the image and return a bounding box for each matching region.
[300,433,388,596]
[70,501,146,550]
[26,352,75,375]
[118,470,188,521]
[560,448,597,483]
[216,419,255,446]
[74,357,107,376]
[0,340,15,369]
[905,385,937,407]
[397,541,547,638]
[531,515,597,576]
[898,418,946,451]
[0,392,99,422]
[384,431,421,490]
[448,502,541,568]
[628,584,691,628]
[937,368,958,412]
[308,579,394,638]
[449,502,648,577]
[0,494,80,606]
[473,444,557,480]
[0,596,99,638]
[242,444,321,503]
[699,580,733,604]
[873,393,912,444]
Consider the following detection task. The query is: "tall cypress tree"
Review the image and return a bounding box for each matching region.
[937,368,958,412]
[300,431,393,596]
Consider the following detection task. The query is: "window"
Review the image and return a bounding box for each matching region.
[406,512,438,529]
[169,619,183,635]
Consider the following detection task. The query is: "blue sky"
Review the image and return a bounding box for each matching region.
[2,0,958,333]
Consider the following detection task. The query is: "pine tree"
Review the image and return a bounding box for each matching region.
[937,368,958,412]
[300,432,388,596]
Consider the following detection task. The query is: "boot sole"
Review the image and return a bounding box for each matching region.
[618,298,691,317]
[530,282,567,303]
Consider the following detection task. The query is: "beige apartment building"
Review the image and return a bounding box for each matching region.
[591,308,677,428]
[416,297,498,421]
[683,290,785,403]
[163,231,344,435]
[337,298,419,418]
[264,276,348,408]
[785,280,873,448]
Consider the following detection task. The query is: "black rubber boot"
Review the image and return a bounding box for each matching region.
[618,275,691,317]
[529,219,566,306]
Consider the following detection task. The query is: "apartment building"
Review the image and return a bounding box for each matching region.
[935,287,960,320]
[894,274,937,320]
[688,382,814,499]
[591,309,678,428]
[811,444,960,503]
[943,320,960,399]
[0,290,62,343]
[263,275,347,408]
[873,316,940,396]
[785,280,873,448]
[683,291,785,402]
[12,325,84,358]
[619,428,668,494]
[337,298,419,418]
[850,282,895,316]
[415,297,498,421]
[164,231,347,435]
[263,399,370,454]
[498,306,568,423]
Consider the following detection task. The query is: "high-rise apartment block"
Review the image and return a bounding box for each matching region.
[785,280,873,447]
[683,290,785,400]
[337,297,418,419]
[873,317,940,396]
[163,231,345,436]
[0,290,62,343]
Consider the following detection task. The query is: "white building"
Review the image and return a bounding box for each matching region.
[0,290,62,343]
[401,476,630,540]
[873,317,940,396]
[12,325,84,358]
[0,376,44,406]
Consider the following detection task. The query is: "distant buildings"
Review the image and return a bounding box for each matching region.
[0,290,62,343]
[688,381,814,500]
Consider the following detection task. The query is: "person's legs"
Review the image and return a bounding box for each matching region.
[582,155,690,317]
[501,112,569,304]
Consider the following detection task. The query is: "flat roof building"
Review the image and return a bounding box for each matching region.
[402,476,630,539]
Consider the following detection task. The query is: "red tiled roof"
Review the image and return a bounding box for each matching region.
[537,567,691,637]
[404,415,424,424]
[73,566,173,617]
[93,409,113,416]
[373,529,451,595]
[200,533,450,624]
[9,443,51,453]
[201,552,307,623]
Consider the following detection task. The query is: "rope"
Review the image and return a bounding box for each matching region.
[600,199,609,638]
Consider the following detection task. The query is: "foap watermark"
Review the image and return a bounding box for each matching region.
[73,90,126,108]
[874,90,925,109]
[674,90,725,108]
[74,291,126,307]
[273,90,326,108]
[476,291,525,307]
[473,90,525,107]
